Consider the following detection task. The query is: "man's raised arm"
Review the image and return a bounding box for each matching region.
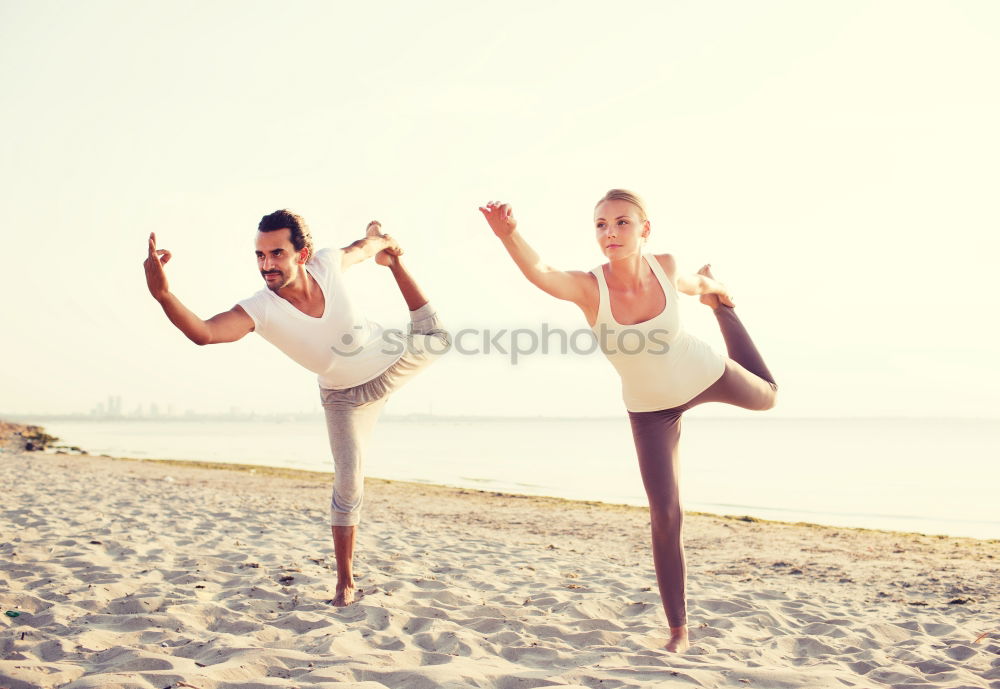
[143,232,254,346]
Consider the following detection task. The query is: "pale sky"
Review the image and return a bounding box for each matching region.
[2,0,998,418]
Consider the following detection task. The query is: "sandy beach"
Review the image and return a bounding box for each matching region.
[1,428,997,688]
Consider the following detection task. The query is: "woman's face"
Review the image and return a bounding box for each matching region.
[594,199,649,259]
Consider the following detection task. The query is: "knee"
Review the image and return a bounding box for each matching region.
[429,328,451,350]
[408,327,451,355]
[761,382,778,410]
[751,382,777,411]
[331,488,363,526]
[427,328,451,356]
[332,479,364,514]
[650,504,684,534]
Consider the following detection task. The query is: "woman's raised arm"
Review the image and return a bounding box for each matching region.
[479,201,593,306]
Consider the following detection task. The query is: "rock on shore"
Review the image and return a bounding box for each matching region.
[0,420,58,453]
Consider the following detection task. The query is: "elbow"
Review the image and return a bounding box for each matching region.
[188,332,212,346]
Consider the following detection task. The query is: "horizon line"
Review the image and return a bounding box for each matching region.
[5,412,999,423]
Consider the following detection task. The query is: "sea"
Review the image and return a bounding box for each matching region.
[18,416,1000,540]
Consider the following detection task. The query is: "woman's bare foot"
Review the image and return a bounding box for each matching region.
[697,264,722,309]
[366,220,382,238]
[666,625,690,653]
[330,585,356,607]
[698,264,735,309]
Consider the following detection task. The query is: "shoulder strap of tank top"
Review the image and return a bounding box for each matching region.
[591,264,610,323]
[644,254,676,293]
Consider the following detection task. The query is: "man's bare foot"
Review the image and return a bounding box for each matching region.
[367,221,401,267]
[665,625,690,653]
[375,233,400,267]
[330,586,356,607]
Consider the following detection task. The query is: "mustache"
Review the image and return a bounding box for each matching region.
[261,271,282,277]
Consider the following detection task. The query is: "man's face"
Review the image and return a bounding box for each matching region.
[255,229,305,292]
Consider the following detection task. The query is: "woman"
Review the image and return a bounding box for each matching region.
[478,190,777,653]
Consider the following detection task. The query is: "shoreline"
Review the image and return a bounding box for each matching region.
[3,417,997,544]
[76,452,1000,544]
[16,417,1000,540]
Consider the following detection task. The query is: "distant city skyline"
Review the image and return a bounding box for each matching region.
[5,392,997,423]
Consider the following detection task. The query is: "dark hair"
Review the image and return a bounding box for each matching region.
[258,209,314,261]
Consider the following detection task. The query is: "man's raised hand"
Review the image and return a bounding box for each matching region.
[144,232,173,301]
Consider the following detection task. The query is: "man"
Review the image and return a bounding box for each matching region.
[143,209,449,606]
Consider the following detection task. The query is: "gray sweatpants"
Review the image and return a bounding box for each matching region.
[319,303,449,527]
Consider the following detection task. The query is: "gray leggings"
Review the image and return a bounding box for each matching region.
[627,305,777,628]
[320,304,449,526]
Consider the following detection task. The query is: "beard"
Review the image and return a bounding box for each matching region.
[262,270,288,292]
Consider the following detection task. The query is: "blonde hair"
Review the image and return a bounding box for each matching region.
[594,189,648,222]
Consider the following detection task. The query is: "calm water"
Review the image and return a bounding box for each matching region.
[24,416,1000,540]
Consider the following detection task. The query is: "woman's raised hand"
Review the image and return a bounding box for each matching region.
[478,201,517,238]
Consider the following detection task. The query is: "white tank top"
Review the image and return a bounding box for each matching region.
[590,254,725,412]
[237,248,402,389]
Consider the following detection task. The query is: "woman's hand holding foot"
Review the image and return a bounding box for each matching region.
[697,264,735,309]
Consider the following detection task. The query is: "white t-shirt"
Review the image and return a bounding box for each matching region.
[237,248,402,389]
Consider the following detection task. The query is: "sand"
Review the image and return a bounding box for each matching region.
[1,446,998,689]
